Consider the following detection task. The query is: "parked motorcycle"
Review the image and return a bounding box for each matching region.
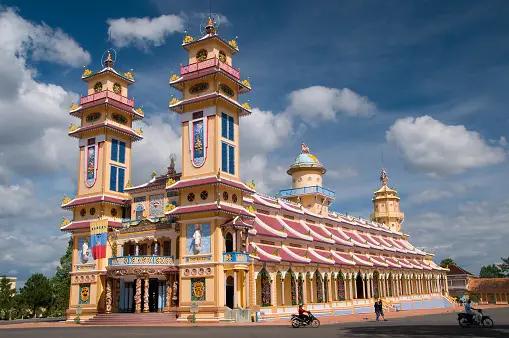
[291,311,320,328]
[458,309,494,328]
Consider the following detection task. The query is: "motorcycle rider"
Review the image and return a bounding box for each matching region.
[465,299,482,324]
[298,304,310,325]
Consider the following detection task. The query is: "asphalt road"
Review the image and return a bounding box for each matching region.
[1,307,508,338]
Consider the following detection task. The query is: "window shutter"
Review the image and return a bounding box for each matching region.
[118,168,125,193]
[221,142,228,172]
[228,145,235,175]
[111,139,118,161]
[228,115,234,141]
[221,113,227,138]
[110,166,117,191]
[119,141,126,164]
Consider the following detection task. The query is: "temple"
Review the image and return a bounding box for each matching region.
[60,16,451,323]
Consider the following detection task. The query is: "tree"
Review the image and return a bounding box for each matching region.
[0,277,15,320]
[51,238,72,316]
[20,273,52,318]
[440,258,456,267]
[479,264,505,278]
[500,257,509,275]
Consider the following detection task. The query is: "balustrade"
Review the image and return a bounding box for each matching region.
[223,252,250,264]
[108,255,174,266]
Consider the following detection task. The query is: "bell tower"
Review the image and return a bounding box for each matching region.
[279,143,335,216]
[370,168,405,233]
[169,16,252,181]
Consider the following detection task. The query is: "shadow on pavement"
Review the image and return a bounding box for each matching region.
[339,325,509,337]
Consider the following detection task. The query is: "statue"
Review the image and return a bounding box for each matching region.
[380,168,388,185]
[301,143,310,154]
[193,224,202,253]
[80,238,90,263]
[172,281,179,302]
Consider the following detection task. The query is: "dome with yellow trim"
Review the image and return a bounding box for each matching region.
[286,144,326,175]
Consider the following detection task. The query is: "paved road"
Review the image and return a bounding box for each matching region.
[1,308,508,338]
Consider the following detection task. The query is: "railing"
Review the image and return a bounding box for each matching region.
[180,58,240,80]
[108,255,174,266]
[80,90,135,107]
[121,216,176,227]
[279,186,336,199]
[223,252,250,264]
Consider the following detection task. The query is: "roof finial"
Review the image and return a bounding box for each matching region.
[380,168,388,186]
[301,143,310,154]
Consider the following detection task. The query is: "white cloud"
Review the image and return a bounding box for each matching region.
[107,15,185,49]
[286,86,376,123]
[328,167,359,180]
[386,115,507,176]
[0,8,90,67]
[408,183,469,204]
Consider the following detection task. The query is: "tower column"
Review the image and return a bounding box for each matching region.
[135,277,142,313]
[143,276,149,312]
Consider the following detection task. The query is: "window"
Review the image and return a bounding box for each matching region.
[135,210,143,220]
[221,142,235,175]
[111,139,126,163]
[110,166,125,192]
[221,113,234,141]
[163,240,171,256]
[225,232,234,252]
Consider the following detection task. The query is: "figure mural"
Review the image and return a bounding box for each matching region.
[192,119,206,167]
[187,223,210,254]
[78,237,94,264]
[85,144,97,187]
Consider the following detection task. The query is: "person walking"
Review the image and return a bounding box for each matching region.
[374,300,380,321]
[377,299,386,321]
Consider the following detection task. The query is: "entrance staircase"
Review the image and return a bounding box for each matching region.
[82,312,178,325]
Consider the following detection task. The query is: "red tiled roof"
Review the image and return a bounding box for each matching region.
[279,217,313,241]
[331,251,356,265]
[369,255,389,267]
[468,278,509,293]
[254,214,286,238]
[278,199,304,214]
[328,227,354,246]
[343,230,370,248]
[166,175,255,193]
[352,253,374,267]
[62,195,128,210]
[252,194,281,209]
[306,223,334,242]
[61,219,121,232]
[385,257,402,268]
[445,264,474,276]
[309,248,335,264]
[281,246,311,263]
[250,243,281,263]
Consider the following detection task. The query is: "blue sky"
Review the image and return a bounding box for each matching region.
[1,0,509,285]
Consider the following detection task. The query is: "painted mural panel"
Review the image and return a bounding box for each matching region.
[78,237,95,264]
[186,223,210,255]
[192,120,205,167]
[191,278,206,301]
[79,284,91,304]
[149,194,164,216]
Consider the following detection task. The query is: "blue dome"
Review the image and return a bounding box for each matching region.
[294,153,320,165]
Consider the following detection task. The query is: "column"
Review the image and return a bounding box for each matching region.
[362,277,366,299]
[135,278,142,313]
[370,278,374,299]
[165,278,171,310]
[281,276,285,306]
[106,278,112,314]
[234,270,238,308]
[353,275,357,299]
[143,276,149,312]
[271,273,277,306]
[245,270,249,308]
[328,278,333,303]
[310,276,314,303]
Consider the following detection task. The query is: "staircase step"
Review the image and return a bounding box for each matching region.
[83,312,179,325]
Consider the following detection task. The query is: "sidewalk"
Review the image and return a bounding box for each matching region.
[1,304,506,328]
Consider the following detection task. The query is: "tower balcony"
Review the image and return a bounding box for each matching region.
[79,90,135,108]
[108,255,175,267]
[222,252,250,264]
[279,186,336,199]
[180,57,240,80]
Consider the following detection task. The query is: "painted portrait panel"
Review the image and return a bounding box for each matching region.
[78,237,95,264]
[186,223,210,255]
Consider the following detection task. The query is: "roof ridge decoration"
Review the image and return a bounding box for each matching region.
[61,194,72,205]
[61,217,70,227]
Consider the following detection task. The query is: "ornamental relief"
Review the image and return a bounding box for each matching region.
[182,267,213,278]
[72,274,98,284]
[106,267,169,277]
[189,82,209,95]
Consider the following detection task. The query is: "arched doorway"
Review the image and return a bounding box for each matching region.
[324,273,329,303]
[373,271,380,299]
[260,269,272,307]
[388,273,393,297]
[225,232,234,252]
[356,273,364,299]
[226,276,234,309]
[337,272,346,301]
[297,273,304,305]
[315,271,323,303]
[289,270,297,305]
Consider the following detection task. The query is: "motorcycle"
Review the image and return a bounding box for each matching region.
[291,311,320,328]
[458,309,494,328]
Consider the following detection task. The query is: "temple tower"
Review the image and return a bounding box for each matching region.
[279,143,335,216]
[168,15,255,320]
[370,168,405,233]
[61,50,144,318]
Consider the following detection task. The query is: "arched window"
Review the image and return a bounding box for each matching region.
[290,270,297,305]
[373,271,380,299]
[225,232,233,252]
[315,271,323,303]
[260,268,271,307]
[337,272,346,300]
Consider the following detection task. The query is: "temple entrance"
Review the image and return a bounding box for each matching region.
[149,279,159,312]
[122,282,135,313]
[356,274,364,299]
[226,276,234,309]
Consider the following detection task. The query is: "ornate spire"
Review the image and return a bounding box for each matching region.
[205,16,216,35]
[380,167,388,186]
[104,51,114,68]
[301,143,310,154]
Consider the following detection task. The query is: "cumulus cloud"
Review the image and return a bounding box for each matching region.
[107,15,185,49]
[408,183,469,204]
[328,167,359,180]
[386,115,507,176]
[286,86,376,123]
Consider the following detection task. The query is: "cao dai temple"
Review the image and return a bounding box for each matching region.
[60,16,452,323]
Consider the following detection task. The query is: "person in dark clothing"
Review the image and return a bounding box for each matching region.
[298,304,310,324]
[377,300,386,321]
[374,300,380,321]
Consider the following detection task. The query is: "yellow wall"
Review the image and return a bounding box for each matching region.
[292,169,323,188]
[86,73,130,97]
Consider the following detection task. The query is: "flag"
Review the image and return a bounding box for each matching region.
[90,220,108,260]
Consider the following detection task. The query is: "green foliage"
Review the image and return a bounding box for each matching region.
[440,258,456,266]
[51,238,72,316]
[20,273,53,317]
[0,277,15,319]
[479,264,505,278]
